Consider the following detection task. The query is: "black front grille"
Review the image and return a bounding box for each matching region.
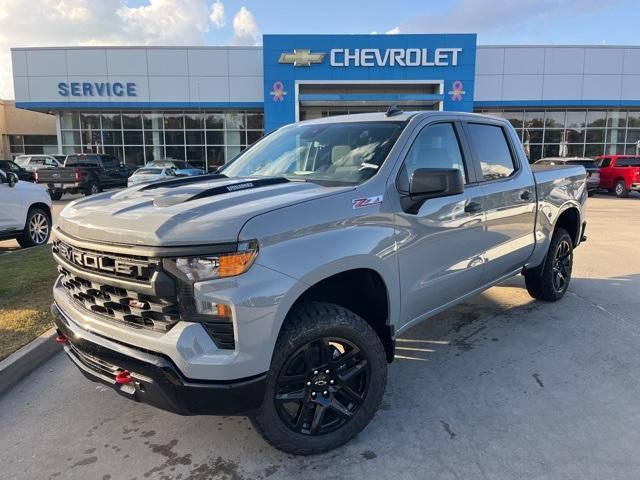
[58,266,179,332]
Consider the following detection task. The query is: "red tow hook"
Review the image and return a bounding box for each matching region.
[55,334,68,344]
[115,370,133,385]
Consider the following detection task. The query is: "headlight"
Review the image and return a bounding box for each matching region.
[163,240,258,282]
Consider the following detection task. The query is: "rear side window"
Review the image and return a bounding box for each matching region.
[14,156,29,167]
[467,123,516,181]
[66,155,99,166]
[398,122,467,191]
[599,158,611,168]
[616,157,640,167]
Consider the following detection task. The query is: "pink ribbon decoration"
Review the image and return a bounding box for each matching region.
[448,81,465,101]
[270,81,287,102]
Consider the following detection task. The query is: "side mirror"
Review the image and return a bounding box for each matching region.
[6,172,19,187]
[401,168,464,214]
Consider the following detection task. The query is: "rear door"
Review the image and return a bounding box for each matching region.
[598,157,612,189]
[0,171,22,231]
[462,120,537,282]
[393,118,488,328]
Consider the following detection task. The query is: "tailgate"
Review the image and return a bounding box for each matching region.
[36,168,77,184]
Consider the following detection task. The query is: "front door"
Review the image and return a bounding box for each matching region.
[394,120,487,330]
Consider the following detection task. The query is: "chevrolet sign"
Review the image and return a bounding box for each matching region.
[279,48,462,68]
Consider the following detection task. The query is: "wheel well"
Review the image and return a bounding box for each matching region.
[555,207,580,246]
[290,269,394,362]
[30,202,52,221]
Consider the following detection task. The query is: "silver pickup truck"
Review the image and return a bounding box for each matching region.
[50,110,587,455]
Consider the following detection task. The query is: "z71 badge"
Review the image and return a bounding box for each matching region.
[352,195,383,209]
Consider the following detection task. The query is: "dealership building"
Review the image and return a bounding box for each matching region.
[11,34,640,169]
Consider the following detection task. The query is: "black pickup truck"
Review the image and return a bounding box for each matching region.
[35,154,134,200]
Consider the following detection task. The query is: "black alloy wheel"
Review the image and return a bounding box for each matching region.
[552,238,572,294]
[274,337,369,436]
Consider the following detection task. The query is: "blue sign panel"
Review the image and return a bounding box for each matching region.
[263,34,477,132]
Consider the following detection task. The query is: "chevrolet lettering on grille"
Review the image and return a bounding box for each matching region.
[53,240,150,281]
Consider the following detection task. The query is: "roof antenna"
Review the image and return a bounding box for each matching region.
[385,105,403,117]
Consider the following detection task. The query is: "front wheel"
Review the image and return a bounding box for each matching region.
[524,227,573,301]
[251,302,387,455]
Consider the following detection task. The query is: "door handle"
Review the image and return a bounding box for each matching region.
[464,201,482,213]
[520,190,532,201]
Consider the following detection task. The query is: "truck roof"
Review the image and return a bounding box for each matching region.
[297,110,498,125]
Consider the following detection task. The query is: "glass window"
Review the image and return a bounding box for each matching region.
[586,129,605,143]
[226,112,245,129]
[586,110,606,128]
[543,144,560,157]
[80,113,101,130]
[61,112,80,130]
[523,129,543,144]
[247,130,263,144]
[103,145,124,162]
[467,123,516,181]
[206,146,225,168]
[102,130,123,145]
[124,146,145,167]
[226,145,243,162]
[101,113,122,130]
[186,146,205,163]
[184,113,203,129]
[164,113,183,130]
[62,131,81,145]
[225,130,246,146]
[205,113,225,129]
[206,131,224,145]
[584,144,604,157]
[185,131,204,145]
[565,128,585,143]
[24,146,45,154]
[9,135,24,147]
[606,128,626,144]
[123,131,143,145]
[543,129,563,143]
[604,144,625,155]
[145,146,164,163]
[398,123,466,191]
[246,112,264,130]
[627,111,640,128]
[625,144,640,155]
[143,113,163,130]
[627,130,640,144]
[606,110,627,128]
[524,111,544,129]
[165,145,186,160]
[122,113,142,129]
[616,157,640,166]
[566,144,585,157]
[144,131,164,146]
[502,111,523,129]
[164,131,184,145]
[544,111,565,129]
[566,111,586,129]
[524,144,542,162]
[81,129,102,146]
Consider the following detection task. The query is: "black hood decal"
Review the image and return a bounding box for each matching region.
[140,173,227,190]
[187,177,290,202]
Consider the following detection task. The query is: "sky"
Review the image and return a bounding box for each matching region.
[0,0,638,98]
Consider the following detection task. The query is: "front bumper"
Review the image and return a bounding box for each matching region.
[52,302,266,415]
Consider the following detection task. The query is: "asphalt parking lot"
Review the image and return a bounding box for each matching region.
[1,195,640,479]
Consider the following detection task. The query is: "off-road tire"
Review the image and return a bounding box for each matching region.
[251,301,387,455]
[614,180,628,198]
[524,227,573,302]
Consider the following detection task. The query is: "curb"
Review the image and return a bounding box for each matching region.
[0,327,60,396]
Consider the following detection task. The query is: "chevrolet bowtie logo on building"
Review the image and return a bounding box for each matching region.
[278,49,325,67]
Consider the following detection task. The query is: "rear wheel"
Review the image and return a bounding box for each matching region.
[251,302,387,455]
[524,227,573,302]
[85,181,101,196]
[614,180,628,198]
[17,207,51,248]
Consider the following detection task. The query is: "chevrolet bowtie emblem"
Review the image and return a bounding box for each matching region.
[278,49,325,67]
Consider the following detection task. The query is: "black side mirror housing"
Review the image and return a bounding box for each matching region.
[401,168,464,214]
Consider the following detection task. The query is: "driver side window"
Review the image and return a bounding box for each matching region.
[398,122,467,192]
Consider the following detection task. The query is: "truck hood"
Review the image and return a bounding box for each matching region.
[57,176,352,246]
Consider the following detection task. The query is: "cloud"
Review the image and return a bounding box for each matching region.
[210,0,226,28]
[0,0,222,98]
[385,27,401,35]
[391,0,625,43]
[231,6,260,46]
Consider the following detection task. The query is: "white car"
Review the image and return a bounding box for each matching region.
[127,167,177,187]
[14,154,65,172]
[0,168,52,247]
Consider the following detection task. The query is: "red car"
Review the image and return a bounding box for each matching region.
[595,155,640,197]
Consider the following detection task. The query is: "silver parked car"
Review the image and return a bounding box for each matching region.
[14,154,65,171]
[127,167,177,187]
[535,157,600,196]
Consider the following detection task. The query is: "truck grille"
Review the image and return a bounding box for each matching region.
[58,266,179,332]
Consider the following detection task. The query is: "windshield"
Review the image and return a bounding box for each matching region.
[136,168,162,175]
[14,156,28,167]
[220,121,406,185]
